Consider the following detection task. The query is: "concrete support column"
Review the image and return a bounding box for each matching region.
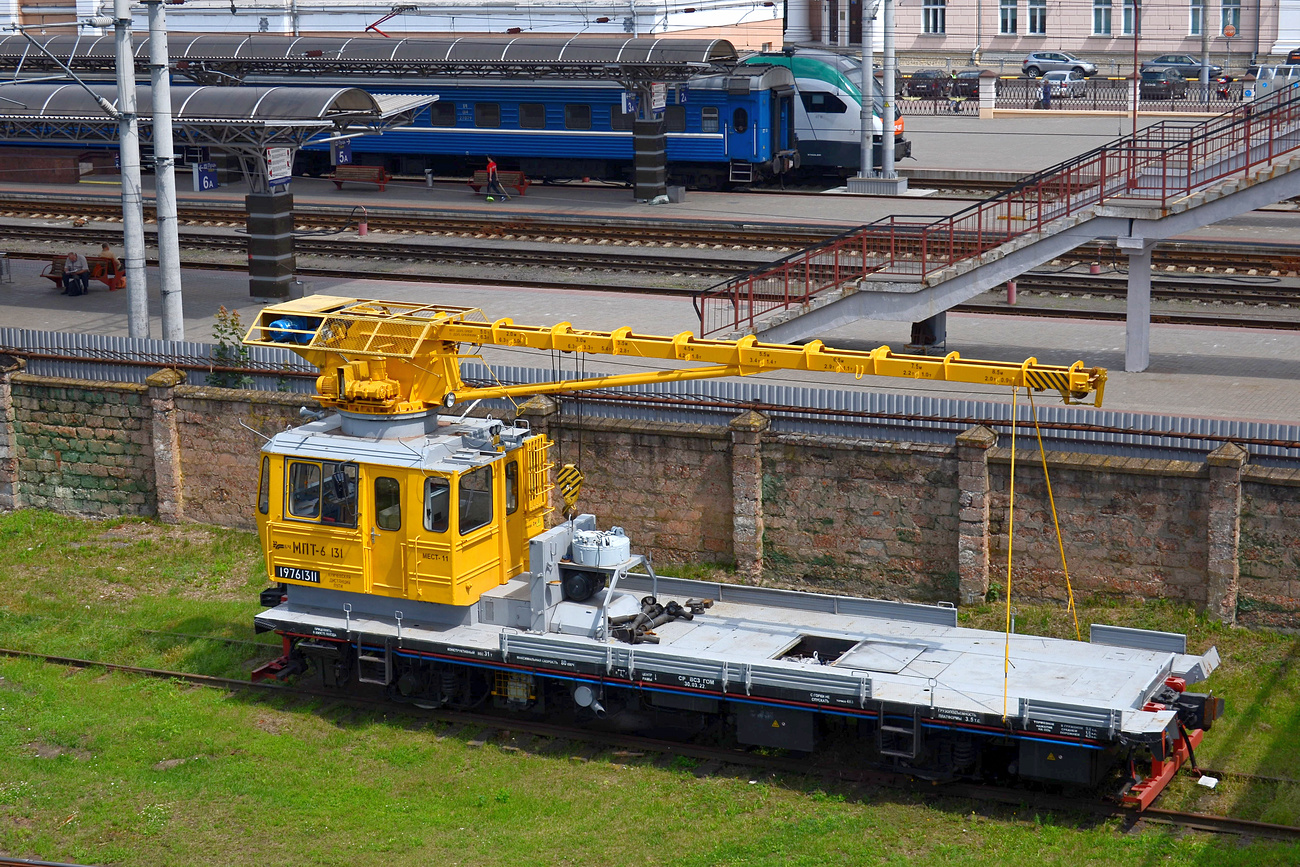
[1206,442,1248,625]
[147,368,186,524]
[1120,237,1154,373]
[0,353,26,512]
[730,410,771,581]
[956,425,998,604]
[518,395,563,517]
[785,0,813,43]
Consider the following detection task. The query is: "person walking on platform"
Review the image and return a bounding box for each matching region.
[1039,77,1052,111]
[484,155,509,201]
[61,251,90,296]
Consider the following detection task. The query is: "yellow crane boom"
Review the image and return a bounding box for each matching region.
[244,296,1107,413]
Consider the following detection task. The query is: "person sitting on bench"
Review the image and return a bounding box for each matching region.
[61,251,90,296]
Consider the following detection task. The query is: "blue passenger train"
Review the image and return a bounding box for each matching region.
[283,51,909,188]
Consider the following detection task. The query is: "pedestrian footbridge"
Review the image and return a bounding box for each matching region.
[696,86,1300,371]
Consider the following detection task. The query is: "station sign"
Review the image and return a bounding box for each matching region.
[675,85,688,105]
[192,161,219,192]
[266,147,293,185]
[331,139,353,166]
[621,91,640,115]
[650,81,667,112]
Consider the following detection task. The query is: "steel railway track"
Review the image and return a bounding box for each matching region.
[2,646,1296,842]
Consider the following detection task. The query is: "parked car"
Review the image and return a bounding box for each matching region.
[951,68,985,97]
[1022,51,1098,77]
[1140,54,1223,79]
[1140,67,1189,99]
[903,68,952,99]
[1043,70,1087,98]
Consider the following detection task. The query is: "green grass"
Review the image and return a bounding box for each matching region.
[1,510,1299,866]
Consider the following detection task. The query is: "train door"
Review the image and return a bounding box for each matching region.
[727,102,752,160]
[503,456,526,577]
[362,468,406,596]
[451,461,505,603]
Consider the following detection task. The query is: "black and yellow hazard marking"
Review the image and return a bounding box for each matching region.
[558,463,584,511]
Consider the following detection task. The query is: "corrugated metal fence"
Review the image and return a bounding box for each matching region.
[3,329,1299,466]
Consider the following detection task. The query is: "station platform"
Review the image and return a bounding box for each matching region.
[1,113,1297,426]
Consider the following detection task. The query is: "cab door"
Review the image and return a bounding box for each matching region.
[727,103,753,160]
[363,469,406,596]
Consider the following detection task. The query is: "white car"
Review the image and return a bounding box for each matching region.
[1043,70,1087,98]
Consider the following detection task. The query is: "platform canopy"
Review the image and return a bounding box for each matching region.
[0,83,434,190]
[0,34,738,84]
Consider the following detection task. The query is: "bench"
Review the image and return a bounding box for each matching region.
[40,255,125,292]
[331,164,391,192]
[468,169,531,197]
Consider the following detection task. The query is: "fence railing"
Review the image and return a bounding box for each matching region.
[697,83,1300,337]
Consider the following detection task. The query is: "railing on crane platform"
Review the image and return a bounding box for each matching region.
[695,82,1300,337]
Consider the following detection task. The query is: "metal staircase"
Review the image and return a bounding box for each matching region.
[697,86,1300,371]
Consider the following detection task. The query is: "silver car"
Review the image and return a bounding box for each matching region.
[1043,70,1087,98]
[1023,51,1099,77]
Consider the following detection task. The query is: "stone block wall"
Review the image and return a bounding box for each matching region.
[2,367,1298,626]
[1238,470,1300,628]
[760,435,960,601]
[550,418,734,564]
[9,375,155,517]
[987,454,1208,604]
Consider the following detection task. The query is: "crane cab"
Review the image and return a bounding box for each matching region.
[255,411,551,608]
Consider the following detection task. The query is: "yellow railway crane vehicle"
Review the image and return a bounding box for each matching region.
[244,295,1106,610]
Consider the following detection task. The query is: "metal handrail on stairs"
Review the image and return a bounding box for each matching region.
[696,85,1300,337]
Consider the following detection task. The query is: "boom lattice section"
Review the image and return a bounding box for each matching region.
[697,84,1300,336]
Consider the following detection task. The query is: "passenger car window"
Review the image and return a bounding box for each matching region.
[565,104,591,130]
[475,103,500,128]
[665,105,686,132]
[375,477,401,530]
[519,103,546,129]
[424,477,450,533]
[459,466,494,535]
[430,103,456,127]
[701,106,719,133]
[610,106,634,131]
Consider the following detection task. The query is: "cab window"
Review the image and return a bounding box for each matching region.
[375,477,401,530]
[258,455,270,514]
[801,92,848,114]
[505,461,519,515]
[288,460,357,527]
[459,466,494,535]
[424,477,450,533]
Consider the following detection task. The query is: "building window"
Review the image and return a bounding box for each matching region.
[1189,0,1204,35]
[701,106,720,132]
[564,104,591,130]
[519,103,546,129]
[1000,0,1017,35]
[1221,0,1240,34]
[922,0,946,34]
[1123,0,1137,34]
[474,103,500,128]
[1093,0,1112,34]
[1028,0,1047,33]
